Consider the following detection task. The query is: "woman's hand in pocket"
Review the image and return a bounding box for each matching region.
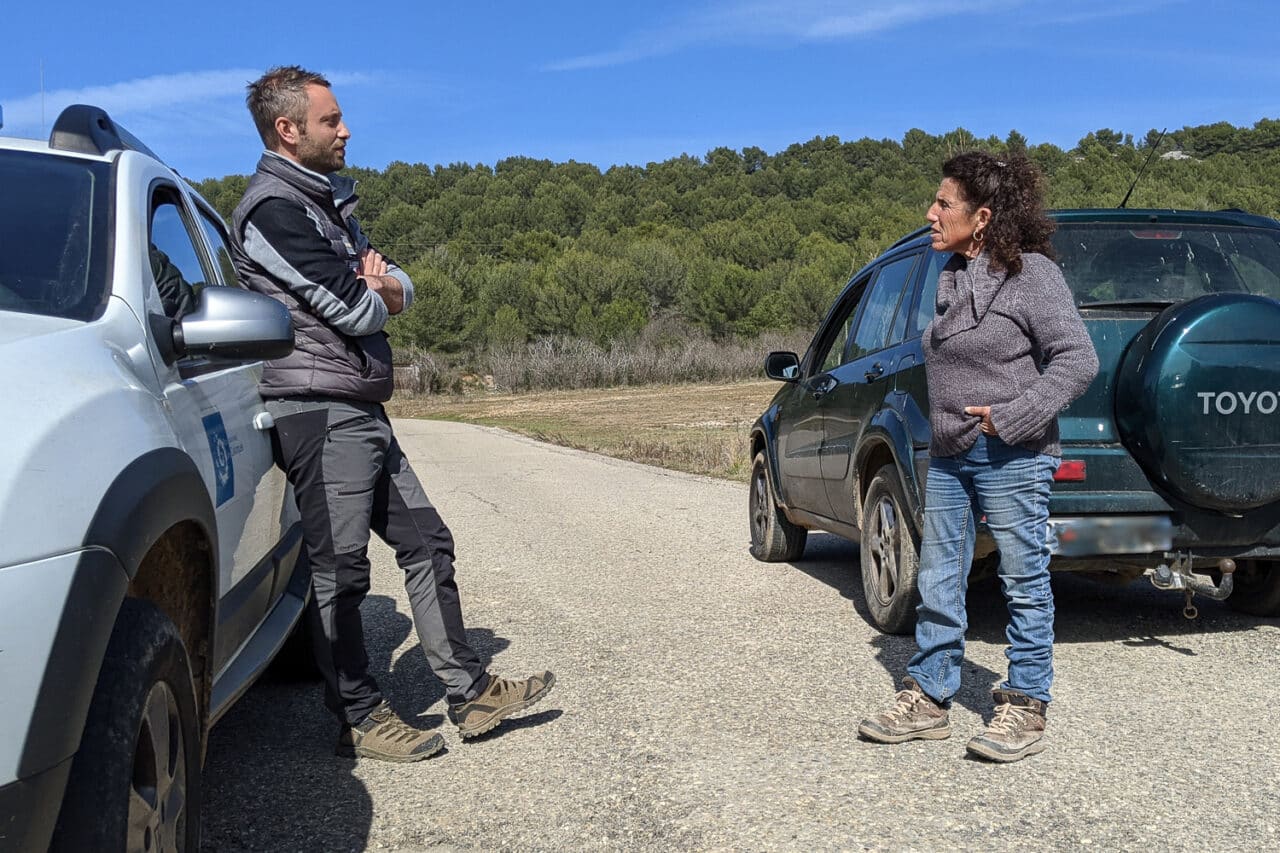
[964,405,998,437]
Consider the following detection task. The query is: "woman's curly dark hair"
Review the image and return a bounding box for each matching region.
[942,151,1055,276]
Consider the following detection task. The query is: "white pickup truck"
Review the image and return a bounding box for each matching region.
[0,105,308,852]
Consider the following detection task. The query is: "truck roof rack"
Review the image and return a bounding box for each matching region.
[49,104,160,160]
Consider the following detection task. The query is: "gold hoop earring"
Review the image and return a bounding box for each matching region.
[964,226,986,259]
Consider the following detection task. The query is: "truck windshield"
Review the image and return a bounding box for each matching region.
[0,150,112,321]
[1053,222,1280,306]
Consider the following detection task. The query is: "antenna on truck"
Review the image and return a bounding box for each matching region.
[1118,127,1167,209]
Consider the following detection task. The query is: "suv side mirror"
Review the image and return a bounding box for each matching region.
[764,351,801,382]
[173,286,294,361]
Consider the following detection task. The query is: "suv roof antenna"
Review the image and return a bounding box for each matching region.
[1118,127,1167,209]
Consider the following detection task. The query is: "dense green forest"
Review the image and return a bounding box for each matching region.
[196,120,1280,355]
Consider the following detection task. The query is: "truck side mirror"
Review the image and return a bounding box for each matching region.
[173,286,293,361]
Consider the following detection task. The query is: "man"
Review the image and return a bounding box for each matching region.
[229,66,554,762]
[148,244,195,318]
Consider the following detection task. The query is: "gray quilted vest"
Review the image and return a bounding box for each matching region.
[230,153,394,402]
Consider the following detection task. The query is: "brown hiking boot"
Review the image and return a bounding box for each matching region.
[858,677,951,743]
[336,702,445,762]
[966,689,1047,762]
[449,671,556,738]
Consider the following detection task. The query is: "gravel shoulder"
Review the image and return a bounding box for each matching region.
[203,419,1280,852]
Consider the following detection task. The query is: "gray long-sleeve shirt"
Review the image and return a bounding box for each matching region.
[922,252,1099,458]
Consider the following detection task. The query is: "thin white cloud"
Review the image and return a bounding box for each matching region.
[1037,0,1185,26]
[1,68,377,138]
[545,0,1187,71]
[545,0,1017,71]
[702,0,973,41]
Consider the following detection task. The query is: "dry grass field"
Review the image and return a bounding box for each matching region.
[387,380,781,481]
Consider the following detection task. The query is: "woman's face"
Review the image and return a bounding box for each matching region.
[927,178,989,255]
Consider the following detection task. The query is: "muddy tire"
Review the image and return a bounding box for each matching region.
[51,598,201,852]
[860,465,921,634]
[749,450,807,562]
[1227,559,1280,617]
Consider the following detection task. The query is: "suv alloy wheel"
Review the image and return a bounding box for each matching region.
[860,465,921,634]
[749,450,807,562]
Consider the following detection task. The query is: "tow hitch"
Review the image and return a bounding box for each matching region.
[1147,554,1236,619]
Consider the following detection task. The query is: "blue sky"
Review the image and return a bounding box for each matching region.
[2,0,1275,181]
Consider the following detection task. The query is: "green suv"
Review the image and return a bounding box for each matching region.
[749,209,1280,633]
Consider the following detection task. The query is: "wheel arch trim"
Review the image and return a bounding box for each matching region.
[83,447,219,580]
[750,413,790,510]
[854,414,921,524]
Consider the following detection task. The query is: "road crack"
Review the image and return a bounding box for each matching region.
[462,490,501,513]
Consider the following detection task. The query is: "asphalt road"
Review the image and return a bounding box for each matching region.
[203,419,1280,852]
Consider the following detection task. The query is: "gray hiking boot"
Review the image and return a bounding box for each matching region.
[966,689,1047,762]
[448,671,556,738]
[336,701,445,762]
[858,677,951,743]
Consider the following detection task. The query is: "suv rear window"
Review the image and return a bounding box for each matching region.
[0,150,112,321]
[1053,223,1280,305]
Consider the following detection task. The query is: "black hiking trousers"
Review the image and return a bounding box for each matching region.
[268,397,487,725]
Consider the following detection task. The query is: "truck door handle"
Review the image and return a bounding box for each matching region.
[864,362,884,382]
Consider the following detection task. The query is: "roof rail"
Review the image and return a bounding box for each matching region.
[49,104,160,160]
[885,226,931,252]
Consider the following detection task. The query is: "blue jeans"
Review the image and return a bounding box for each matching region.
[906,435,1059,704]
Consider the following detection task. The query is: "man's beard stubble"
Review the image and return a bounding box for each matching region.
[298,130,344,174]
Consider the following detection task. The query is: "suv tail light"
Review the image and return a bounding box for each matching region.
[1054,460,1087,482]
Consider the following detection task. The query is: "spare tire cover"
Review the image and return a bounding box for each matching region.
[1115,293,1280,513]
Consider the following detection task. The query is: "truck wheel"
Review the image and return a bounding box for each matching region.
[860,465,921,634]
[51,598,201,852]
[1227,559,1280,617]
[749,450,807,562]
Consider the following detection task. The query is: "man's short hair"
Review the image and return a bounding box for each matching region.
[246,66,331,149]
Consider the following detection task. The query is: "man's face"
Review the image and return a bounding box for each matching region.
[295,83,349,174]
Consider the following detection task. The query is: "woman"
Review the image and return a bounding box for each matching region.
[858,152,1098,762]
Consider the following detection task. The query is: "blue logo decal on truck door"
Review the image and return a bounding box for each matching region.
[202,412,235,506]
